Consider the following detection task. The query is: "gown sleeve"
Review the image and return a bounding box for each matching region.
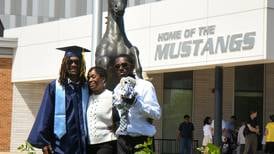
[27,82,55,148]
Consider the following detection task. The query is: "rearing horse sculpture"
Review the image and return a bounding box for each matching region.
[95,0,143,88]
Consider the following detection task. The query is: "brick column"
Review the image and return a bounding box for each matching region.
[192,67,234,145]
[193,69,215,145]
[264,64,274,125]
[149,73,163,139]
[0,58,12,151]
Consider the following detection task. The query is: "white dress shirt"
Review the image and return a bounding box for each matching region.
[87,89,117,144]
[113,79,161,137]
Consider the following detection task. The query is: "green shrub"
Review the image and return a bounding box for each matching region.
[196,143,221,154]
[17,141,36,154]
[134,138,154,154]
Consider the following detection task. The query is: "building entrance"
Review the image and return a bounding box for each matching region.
[234,64,264,150]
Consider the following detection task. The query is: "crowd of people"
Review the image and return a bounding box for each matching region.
[177,112,274,154]
[27,47,161,154]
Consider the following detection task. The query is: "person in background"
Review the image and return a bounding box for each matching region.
[86,66,117,154]
[264,114,274,154]
[202,116,213,147]
[112,54,161,154]
[243,110,259,154]
[237,120,246,154]
[226,115,238,153]
[177,114,194,154]
[227,116,237,141]
[211,119,227,133]
[27,46,90,154]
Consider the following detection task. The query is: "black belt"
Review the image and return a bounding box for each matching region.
[119,135,149,140]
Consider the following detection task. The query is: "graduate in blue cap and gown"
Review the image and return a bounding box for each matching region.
[27,46,90,154]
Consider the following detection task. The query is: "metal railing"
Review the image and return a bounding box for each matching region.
[154,138,199,154]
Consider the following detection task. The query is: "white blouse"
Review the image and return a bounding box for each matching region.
[87,89,117,144]
[203,124,213,138]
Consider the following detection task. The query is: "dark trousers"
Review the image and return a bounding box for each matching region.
[239,144,245,154]
[87,140,117,154]
[265,142,274,154]
[117,135,152,154]
[180,138,192,154]
[243,134,257,154]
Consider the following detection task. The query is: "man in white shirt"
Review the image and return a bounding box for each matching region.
[113,54,161,154]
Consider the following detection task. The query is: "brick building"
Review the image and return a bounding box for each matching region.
[0,38,17,151]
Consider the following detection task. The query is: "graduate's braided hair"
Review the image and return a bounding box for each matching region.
[58,55,86,86]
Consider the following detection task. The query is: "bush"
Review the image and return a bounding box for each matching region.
[197,143,221,154]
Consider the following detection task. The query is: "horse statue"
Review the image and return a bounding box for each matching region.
[95,0,143,89]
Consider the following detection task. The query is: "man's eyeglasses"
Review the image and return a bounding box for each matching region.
[68,59,80,65]
[114,63,130,69]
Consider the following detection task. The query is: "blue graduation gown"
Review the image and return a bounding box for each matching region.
[27,80,87,154]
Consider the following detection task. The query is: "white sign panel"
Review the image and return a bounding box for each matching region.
[148,9,264,71]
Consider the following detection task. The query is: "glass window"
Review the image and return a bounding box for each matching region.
[0,0,4,14]
[27,0,33,16]
[235,65,263,92]
[54,0,65,18]
[162,71,193,139]
[164,72,192,90]
[38,0,49,17]
[10,0,21,15]
[76,0,87,16]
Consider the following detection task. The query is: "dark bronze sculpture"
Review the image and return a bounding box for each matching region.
[95,0,143,89]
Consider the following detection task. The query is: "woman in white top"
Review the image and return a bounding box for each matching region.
[202,116,214,146]
[86,66,117,154]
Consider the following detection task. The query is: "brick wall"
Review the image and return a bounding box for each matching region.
[193,69,215,144]
[222,67,234,120]
[0,58,12,151]
[149,73,164,139]
[192,67,234,145]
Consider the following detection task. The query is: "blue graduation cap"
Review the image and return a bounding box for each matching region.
[57,45,91,58]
